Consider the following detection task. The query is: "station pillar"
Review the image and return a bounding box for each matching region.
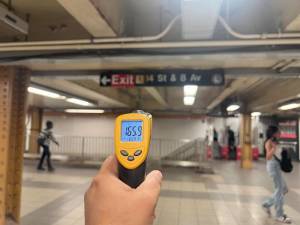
[0,67,30,224]
[28,108,43,154]
[240,113,253,169]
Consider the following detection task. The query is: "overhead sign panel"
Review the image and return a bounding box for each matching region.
[100,69,224,87]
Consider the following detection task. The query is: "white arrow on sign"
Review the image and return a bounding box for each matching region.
[100,76,111,86]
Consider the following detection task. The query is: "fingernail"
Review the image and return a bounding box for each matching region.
[151,170,163,182]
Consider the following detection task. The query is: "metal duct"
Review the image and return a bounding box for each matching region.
[181,0,223,40]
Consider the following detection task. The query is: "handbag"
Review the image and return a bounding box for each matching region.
[274,149,293,173]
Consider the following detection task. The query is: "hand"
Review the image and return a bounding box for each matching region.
[85,155,162,225]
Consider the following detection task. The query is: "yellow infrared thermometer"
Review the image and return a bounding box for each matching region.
[115,111,152,188]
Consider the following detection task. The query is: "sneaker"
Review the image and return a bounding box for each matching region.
[37,167,45,171]
[48,167,55,172]
[276,215,292,224]
[262,205,272,217]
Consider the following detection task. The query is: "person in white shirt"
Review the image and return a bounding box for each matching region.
[37,121,59,171]
[262,125,290,223]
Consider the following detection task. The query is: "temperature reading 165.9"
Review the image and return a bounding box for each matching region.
[121,121,143,142]
[125,126,142,137]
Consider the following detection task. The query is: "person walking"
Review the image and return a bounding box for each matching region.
[227,127,236,159]
[212,128,221,159]
[37,121,59,172]
[262,125,291,223]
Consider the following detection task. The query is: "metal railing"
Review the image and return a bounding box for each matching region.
[162,138,203,161]
[27,135,191,162]
[26,134,211,171]
[161,138,212,170]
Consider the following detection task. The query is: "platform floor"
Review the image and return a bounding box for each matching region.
[21,160,300,225]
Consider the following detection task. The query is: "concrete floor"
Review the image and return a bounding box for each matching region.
[20,160,300,225]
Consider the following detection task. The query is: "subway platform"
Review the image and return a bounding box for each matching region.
[20,160,300,225]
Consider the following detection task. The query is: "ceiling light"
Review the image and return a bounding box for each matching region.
[65,109,104,114]
[184,96,195,105]
[251,112,262,117]
[66,98,94,106]
[0,5,29,34]
[58,96,67,100]
[28,87,63,99]
[226,104,240,112]
[278,103,300,111]
[184,85,198,96]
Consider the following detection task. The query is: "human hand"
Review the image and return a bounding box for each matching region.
[85,155,162,225]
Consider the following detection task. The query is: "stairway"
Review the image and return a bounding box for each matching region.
[162,138,204,162]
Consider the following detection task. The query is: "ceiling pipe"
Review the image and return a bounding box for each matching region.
[3,15,300,52]
[93,15,181,43]
[0,15,181,47]
[4,38,300,52]
[218,16,300,39]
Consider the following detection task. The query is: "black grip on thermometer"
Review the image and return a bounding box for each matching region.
[118,162,146,188]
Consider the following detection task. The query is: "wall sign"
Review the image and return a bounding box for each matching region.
[99,69,224,87]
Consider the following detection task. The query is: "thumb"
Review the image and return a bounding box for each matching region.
[138,170,162,203]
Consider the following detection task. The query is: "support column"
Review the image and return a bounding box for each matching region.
[240,113,253,169]
[28,108,43,154]
[0,66,30,224]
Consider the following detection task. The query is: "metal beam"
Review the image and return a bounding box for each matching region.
[207,78,261,111]
[144,87,168,107]
[286,14,300,31]
[247,79,300,110]
[282,2,300,32]
[3,50,300,73]
[57,0,116,37]
[29,68,300,79]
[70,79,134,108]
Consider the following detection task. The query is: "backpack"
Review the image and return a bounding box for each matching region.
[275,149,293,173]
[37,132,46,146]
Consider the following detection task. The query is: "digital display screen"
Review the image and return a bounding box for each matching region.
[121,120,143,142]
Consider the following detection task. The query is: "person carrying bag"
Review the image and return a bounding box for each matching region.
[262,125,291,223]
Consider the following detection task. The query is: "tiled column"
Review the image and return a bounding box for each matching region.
[0,66,30,224]
[240,113,253,169]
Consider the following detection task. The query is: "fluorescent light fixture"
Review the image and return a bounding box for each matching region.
[184,96,195,105]
[278,103,300,111]
[184,85,198,96]
[65,109,104,114]
[28,87,63,99]
[251,112,262,117]
[226,104,240,112]
[57,95,67,100]
[0,5,29,34]
[66,98,94,106]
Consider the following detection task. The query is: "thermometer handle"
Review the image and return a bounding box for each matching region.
[118,162,146,188]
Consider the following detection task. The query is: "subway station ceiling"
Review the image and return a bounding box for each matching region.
[1,0,300,115]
